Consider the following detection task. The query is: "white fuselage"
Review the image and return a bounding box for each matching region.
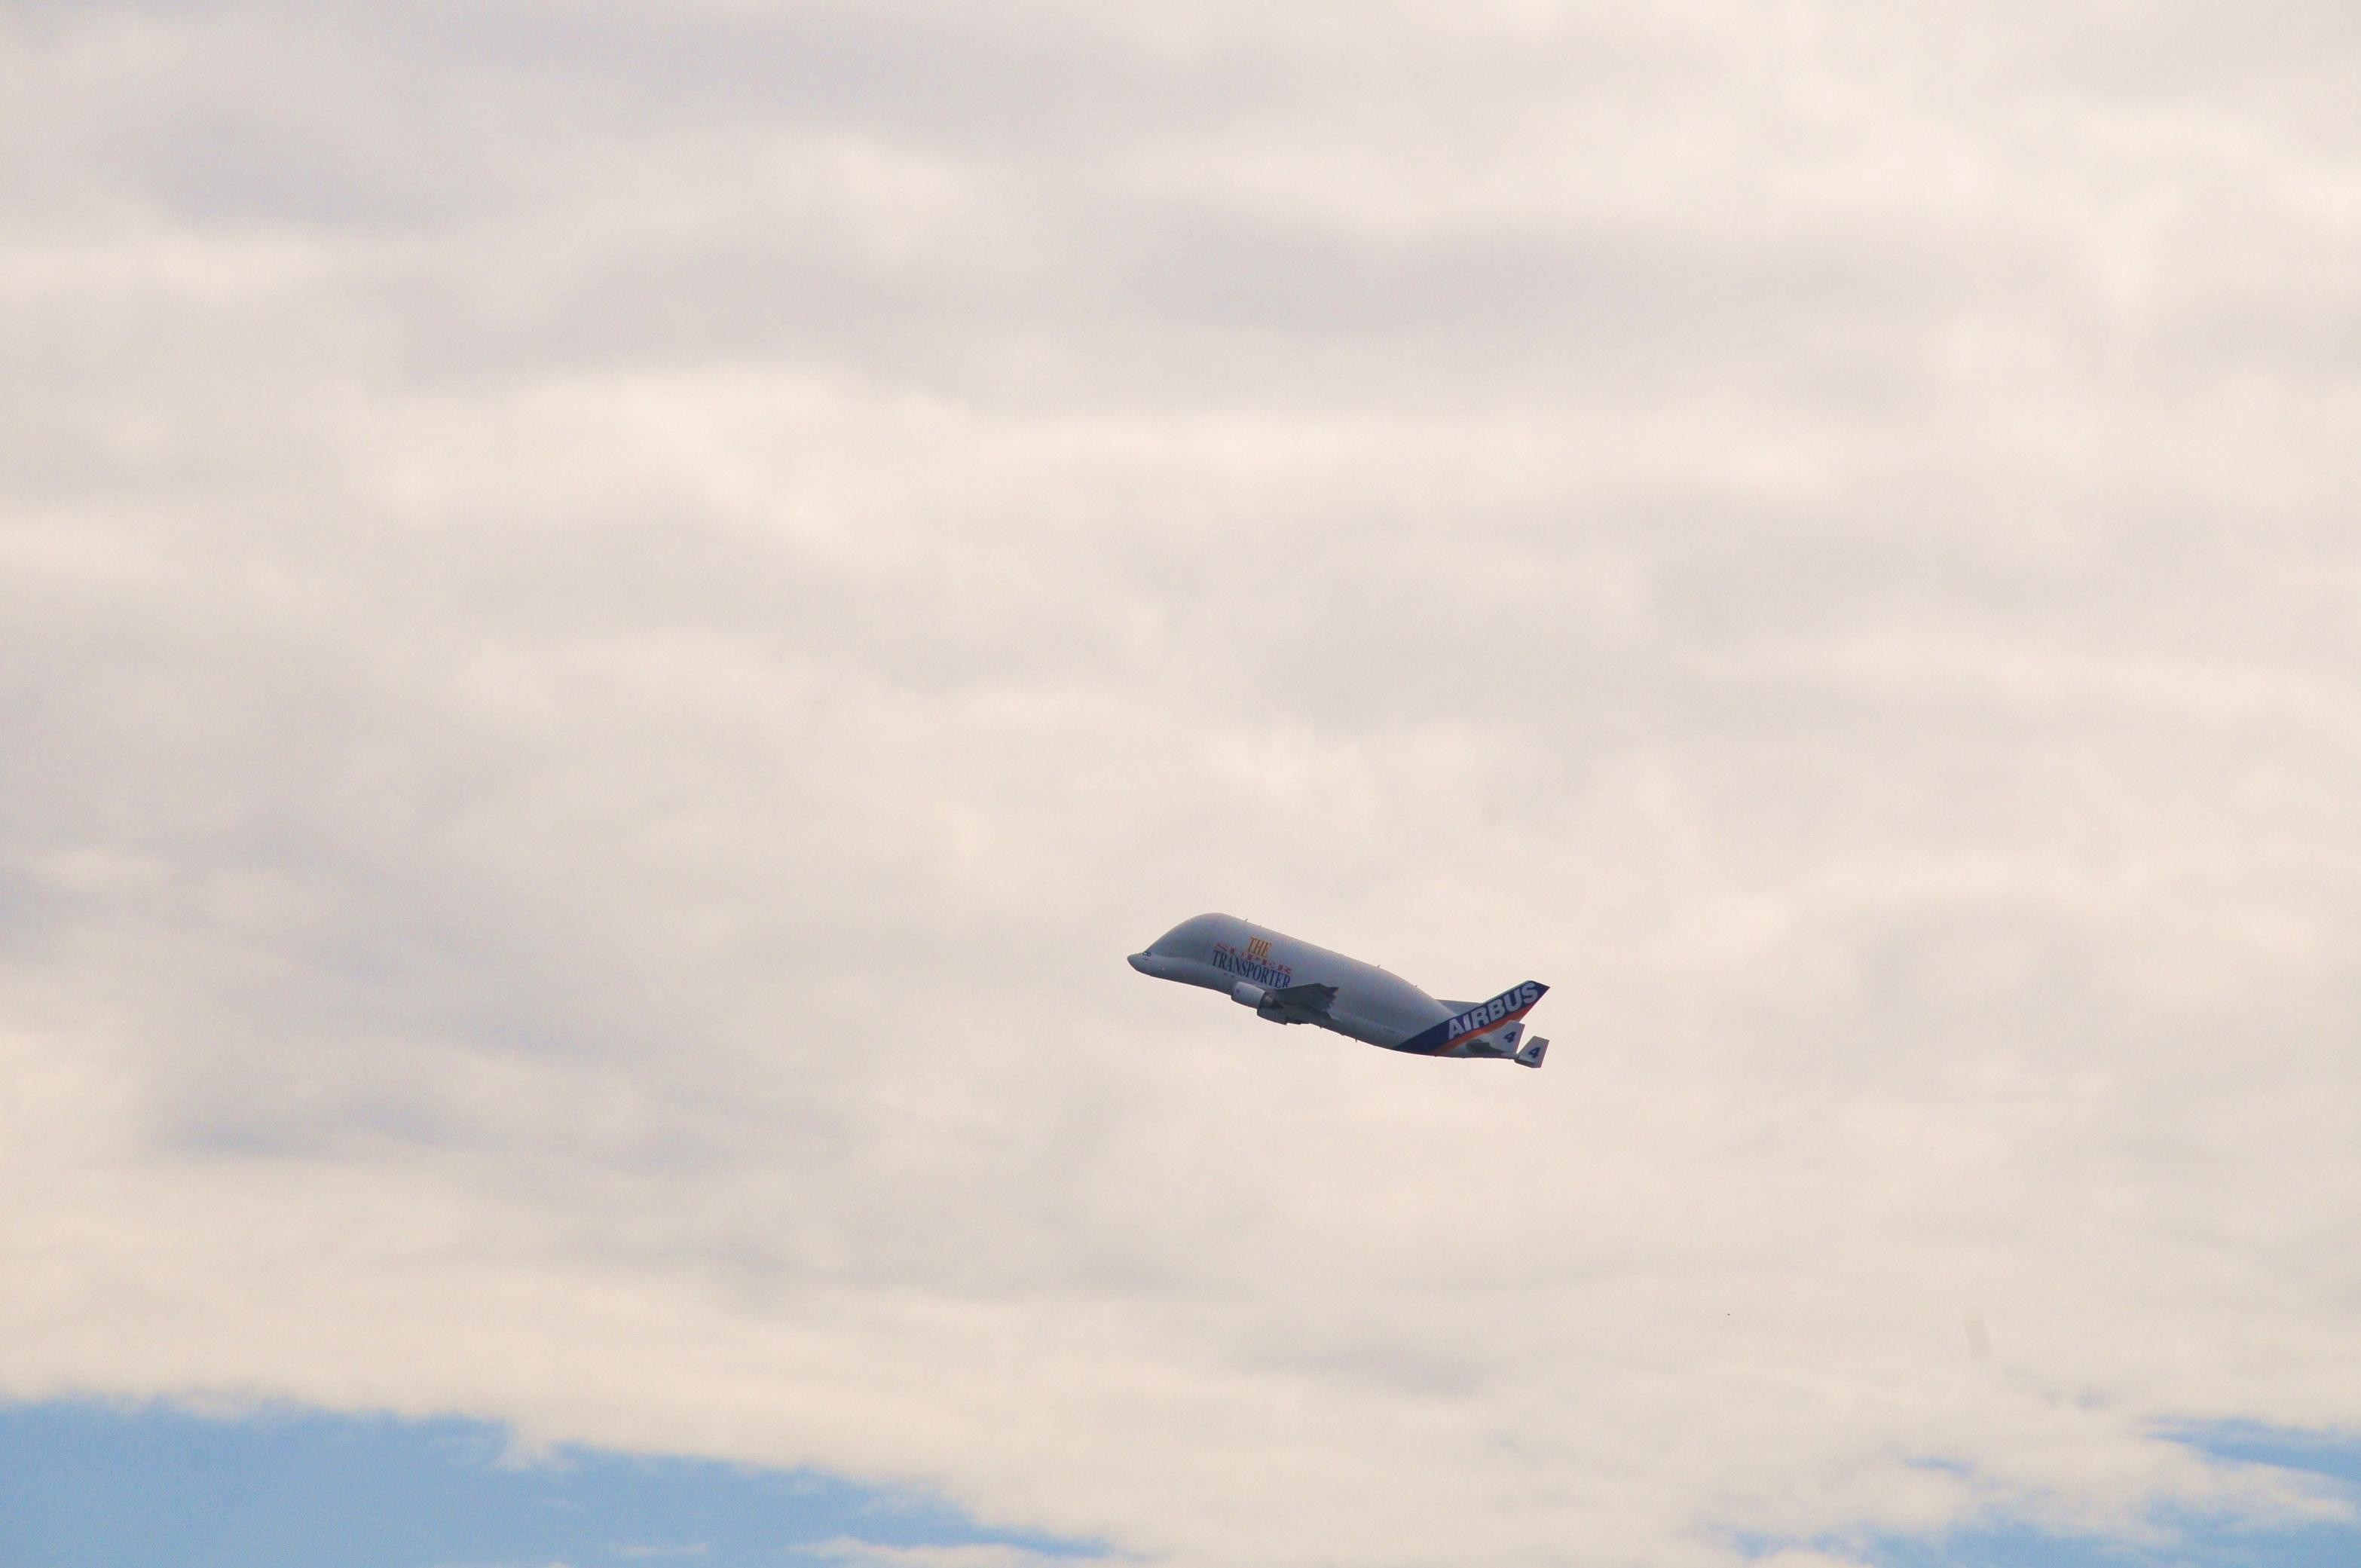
[1127,912,1532,1059]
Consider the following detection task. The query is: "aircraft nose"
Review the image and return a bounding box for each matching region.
[1127,952,1154,974]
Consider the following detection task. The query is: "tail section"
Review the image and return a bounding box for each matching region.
[1515,1035,1549,1069]
[1399,980,1549,1057]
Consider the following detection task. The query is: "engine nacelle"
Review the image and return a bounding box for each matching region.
[1231,982,1268,1010]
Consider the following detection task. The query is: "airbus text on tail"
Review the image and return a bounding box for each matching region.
[1127,914,1554,1068]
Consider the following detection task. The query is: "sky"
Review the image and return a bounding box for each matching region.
[2,2,2359,1565]
[0,1400,1102,1568]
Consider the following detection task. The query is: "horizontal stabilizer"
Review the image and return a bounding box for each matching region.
[1515,1035,1549,1069]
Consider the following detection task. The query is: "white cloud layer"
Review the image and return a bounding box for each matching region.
[4,2,2359,1564]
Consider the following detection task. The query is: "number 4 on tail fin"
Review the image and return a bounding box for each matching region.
[1515,1036,1549,1069]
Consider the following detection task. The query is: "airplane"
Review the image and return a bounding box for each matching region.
[1127,912,1550,1067]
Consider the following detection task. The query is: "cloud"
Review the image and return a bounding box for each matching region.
[3,2,2359,1565]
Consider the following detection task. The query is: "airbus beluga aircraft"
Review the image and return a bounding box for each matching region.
[1128,913,1550,1067]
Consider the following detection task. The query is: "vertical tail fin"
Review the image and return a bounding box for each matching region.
[1397,981,1549,1056]
[1515,1036,1549,1069]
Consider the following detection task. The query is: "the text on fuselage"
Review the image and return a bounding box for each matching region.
[1210,941,1293,989]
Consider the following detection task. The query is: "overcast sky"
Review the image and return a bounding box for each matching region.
[4,2,2359,1564]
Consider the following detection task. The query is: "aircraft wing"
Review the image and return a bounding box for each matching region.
[1260,982,1338,1023]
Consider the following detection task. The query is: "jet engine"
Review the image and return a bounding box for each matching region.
[1232,982,1299,1023]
